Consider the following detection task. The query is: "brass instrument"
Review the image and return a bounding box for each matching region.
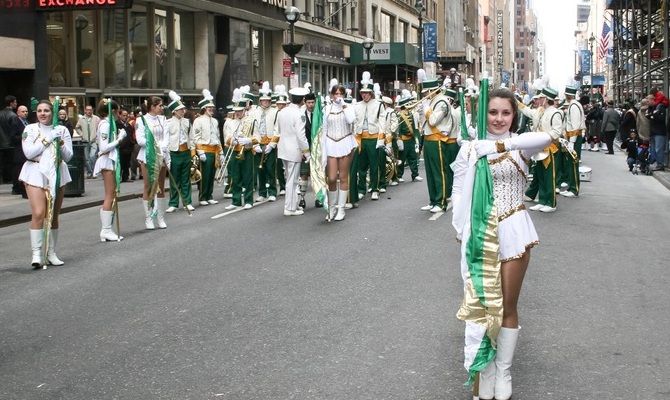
[215,144,235,185]
[190,155,202,184]
[235,116,256,160]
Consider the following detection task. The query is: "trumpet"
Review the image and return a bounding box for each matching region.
[190,155,202,184]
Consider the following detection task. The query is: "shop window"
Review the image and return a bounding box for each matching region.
[175,12,195,90]
[103,9,127,88]
[154,8,169,88]
[46,12,68,86]
[129,5,149,88]
[230,19,251,91]
[75,11,98,87]
[380,13,391,42]
[398,21,407,43]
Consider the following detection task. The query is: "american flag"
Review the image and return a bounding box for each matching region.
[154,29,166,65]
[598,21,612,62]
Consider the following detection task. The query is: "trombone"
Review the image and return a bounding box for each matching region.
[215,143,236,185]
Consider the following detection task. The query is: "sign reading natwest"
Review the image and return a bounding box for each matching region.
[36,0,132,11]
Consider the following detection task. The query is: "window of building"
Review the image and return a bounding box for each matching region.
[328,1,340,29]
[174,11,195,90]
[371,6,378,40]
[154,8,169,89]
[229,19,250,91]
[75,10,98,88]
[398,20,407,43]
[350,5,357,33]
[520,63,525,70]
[380,12,391,42]
[129,5,149,88]
[103,9,127,88]
[46,12,69,86]
[315,0,325,22]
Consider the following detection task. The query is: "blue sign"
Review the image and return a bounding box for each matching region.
[580,50,591,75]
[423,22,437,62]
[502,70,511,84]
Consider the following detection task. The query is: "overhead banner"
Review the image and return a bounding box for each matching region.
[496,11,504,69]
[423,22,437,62]
[580,49,591,75]
[35,0,133,11]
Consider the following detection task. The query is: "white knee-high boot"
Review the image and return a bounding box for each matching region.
[142,199,155,230]
[29,229,43,268]
[47,229,64,266]
[494,327,519,400]
[327,191,337,221]
[155,197,167,229]
[334,190,347,221]
[100,209,123,241]
[477,359,497,400]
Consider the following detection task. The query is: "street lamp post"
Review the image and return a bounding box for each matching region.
[415,0,425,65]
[282,6,303,85]
[589,33,596,99]
[362,37,374,67]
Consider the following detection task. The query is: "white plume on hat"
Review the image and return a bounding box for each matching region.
[275,84,287,96]
[202,89,213,101]
[442,77,452,88]
[401,89,411,100]
[329,78,338,92]
[304,82,312,91]
[531,78,545,93]
[412,90,418,99]
[169,90,181,102]
[240,85,251,95]
[373,82,381,97]
[361,71,372,86]
[231,88,242,102]
[345,88,352,98]
[417,69,427,84]
[259,81,272,96]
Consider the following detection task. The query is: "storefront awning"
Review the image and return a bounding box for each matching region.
[349,43,421,68]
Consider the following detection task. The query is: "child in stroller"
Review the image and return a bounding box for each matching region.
[635,140,651,175]
[622,130,651,175]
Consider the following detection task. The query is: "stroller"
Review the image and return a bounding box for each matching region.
[633,141,651,175]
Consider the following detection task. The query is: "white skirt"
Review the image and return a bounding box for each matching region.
[498,210,539,262]
[93,154,115,177]
[324,135,357,158]
[19,160,72,189]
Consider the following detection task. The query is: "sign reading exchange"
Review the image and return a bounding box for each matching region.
[35,0,132,10]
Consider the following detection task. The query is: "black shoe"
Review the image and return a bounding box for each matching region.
[315,200,322,208]
[299,198,306,209]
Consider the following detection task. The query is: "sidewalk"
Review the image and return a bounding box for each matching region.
[0,178,144,228]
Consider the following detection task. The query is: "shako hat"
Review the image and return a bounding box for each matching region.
[167,90,186,113]
[198,89,215,109]
[360,71,374,92]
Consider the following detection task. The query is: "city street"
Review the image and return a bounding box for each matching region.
[1,151,669,400]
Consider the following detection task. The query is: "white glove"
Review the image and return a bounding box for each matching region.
[567,141,575,151]
[457,136,469,147]
[376,139,385,149]
[254,145,262,154]
[396,139,404,151]
[197,150,207,162]
[384,144,393,156]
[474,140,497,159]
[117,129,127,142]
[303,153,311,162]
[238,137,252,146]
[467,126,477,139]
[263,145,273,154]
[559,137,570,148]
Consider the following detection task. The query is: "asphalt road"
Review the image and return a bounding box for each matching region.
[1,151,668,399]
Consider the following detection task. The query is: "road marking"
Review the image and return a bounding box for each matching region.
[211,200,269,219]
[429,211,444,220]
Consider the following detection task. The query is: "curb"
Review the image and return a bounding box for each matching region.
[0,192,142,229]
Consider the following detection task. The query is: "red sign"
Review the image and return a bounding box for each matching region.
[35,0,132,11]
[282,57,292,78]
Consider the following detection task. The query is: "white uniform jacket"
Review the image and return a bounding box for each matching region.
[166,116,193,152]
[354,98,386,137]
[277,103,309,163]
[135,114,168,164]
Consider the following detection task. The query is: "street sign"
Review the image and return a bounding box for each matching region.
[282,58,292,78]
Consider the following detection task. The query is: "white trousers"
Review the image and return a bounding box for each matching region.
[283,160,301,211]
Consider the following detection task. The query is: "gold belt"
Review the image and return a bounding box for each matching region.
[360,131,382,140]
[423,133,456,143]
[177,143,189,152]
[565,130,581,139]
[260,136,272,145]
[400,135,414,141]
[196,144,221,154]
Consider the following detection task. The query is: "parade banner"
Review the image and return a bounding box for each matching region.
[580,50,591,75]
[423,22,438,62]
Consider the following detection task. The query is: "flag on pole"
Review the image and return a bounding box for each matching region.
[598,21,612,63]
[309,95,328,212]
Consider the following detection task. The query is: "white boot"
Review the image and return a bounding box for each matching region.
[327,190,337,221]
[142,200,155,230]
[334,190,347,221]
[100,209,123,242]
[47,229,64,266]
[29,229,43,269]
[478,360,497,400]
[155,197,167,229]
[494,327,519,400]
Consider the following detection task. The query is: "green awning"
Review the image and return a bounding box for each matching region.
[350,42,421,67]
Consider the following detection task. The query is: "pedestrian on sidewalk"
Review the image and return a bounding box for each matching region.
[452,88,554,400]
[636,97,651,143]
[12,105,30,198]
[57,109,74,136]
[0,95,26,196]
[20,99,73,268]
[75,104,101,178]
[601,100,620,154]
[621,129,641,172]
[117,107,135,182]
[586,101,603,151]
[94,99,126,242]
[647,89,668,171]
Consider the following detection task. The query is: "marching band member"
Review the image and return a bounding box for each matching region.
[559,85,585,198]
[524,87,563,212]
[94,99,126,242]
[354,71,386,201]
[275,85,289,196]
[322,79,357,221]
[301,91,317,208]
[21,99,73,268]
[443,87,463,200]
[192,89,223,207]
[379,95,395,191]
[452,88,553,400]
[223,89,259,210]
[277,87,310,216]
[165,90,195,213]
[342,89,360,209]
[254,81,279,202]
[136,96,169,230]
[417,69,451,213]
[392,90,422,182]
